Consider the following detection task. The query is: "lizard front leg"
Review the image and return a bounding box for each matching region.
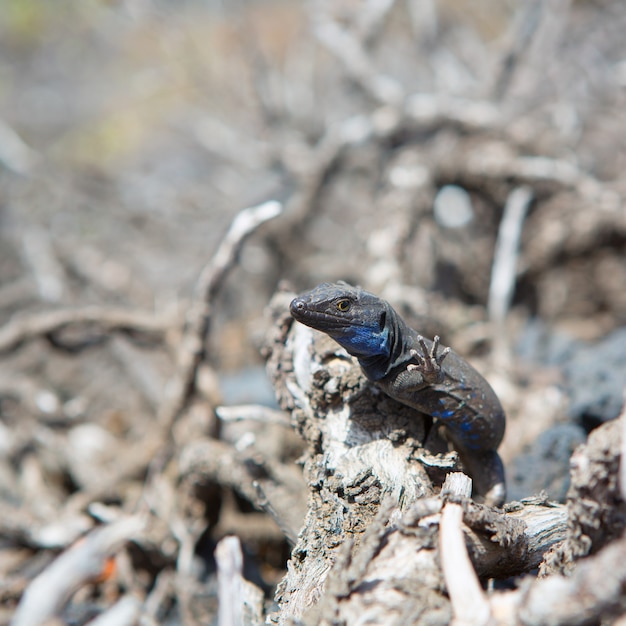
[384,335,451,397]
[407,335,451,384]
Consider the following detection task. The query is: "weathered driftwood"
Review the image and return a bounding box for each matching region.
[491,414,626,626]
[539,414,626,577]
[491,530,626,626]
[264,292,569,625]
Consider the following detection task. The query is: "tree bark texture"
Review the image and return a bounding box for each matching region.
[264,291,569,626]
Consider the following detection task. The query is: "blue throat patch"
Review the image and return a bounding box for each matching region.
[336,325,390,358]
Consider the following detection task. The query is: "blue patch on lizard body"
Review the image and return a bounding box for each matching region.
[337,325,390,358]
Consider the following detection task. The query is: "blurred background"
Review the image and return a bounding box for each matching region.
[1,0,626,623]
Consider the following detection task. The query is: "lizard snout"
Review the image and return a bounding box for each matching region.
[290,297,307,318]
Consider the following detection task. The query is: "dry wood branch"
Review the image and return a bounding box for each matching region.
[87,596,141,626]
[540,414,626,576]
[158,200,282,428]
[216,536,264,626]
[462,145,610,198]
[500,0,572,105]
[522,190,625,276]
[217,536,244,626]
[275,91,512,247]
[404,94,504,132]
[63,431,165,516]
[11,516,145,626]
[492,532,626,626]
[265,296,568,624]
[275,110,386,234]
[440,475,493,626]
[297,489,566,625]
[311,2,404,105]
[5,5,626,625]
[491,2,544,100]
[0,505,94,551]
[441,472,473,499]
[194,201,282,306]
[179,437,306,545]
[142,571,175,625]
[488,185,533,328]
[216,404,291,426]
[350,0,399,45]
[0,307,175,355]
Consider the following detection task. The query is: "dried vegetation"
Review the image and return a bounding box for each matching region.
[1,1,626,625]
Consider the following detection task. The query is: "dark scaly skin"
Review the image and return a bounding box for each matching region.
[289,282,506,506]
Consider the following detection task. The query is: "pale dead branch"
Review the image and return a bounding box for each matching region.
[0,307,175,355]
[440,474,494,626]
[11,517,145,626]
[158,200,283,428]
[216,536,264,626]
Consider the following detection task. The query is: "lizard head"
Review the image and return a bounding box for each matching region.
[290,282,390,358]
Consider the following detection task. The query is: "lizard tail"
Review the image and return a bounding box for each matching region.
[458,449,506,507]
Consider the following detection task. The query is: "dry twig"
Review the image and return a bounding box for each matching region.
[86,596,142,626]
[0,307,174,355]
[492,532,626,626]
[179,437,306,544]
[488,185,533,327]
[215,404,291,426]
[158,200,282,428]
[440,474,493,626]
[216,536,264,626]
[11,516,145,626]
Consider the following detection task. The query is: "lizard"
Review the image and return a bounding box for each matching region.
[289,281,506,506]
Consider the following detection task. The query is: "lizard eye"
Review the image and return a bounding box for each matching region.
[336,299,351,312]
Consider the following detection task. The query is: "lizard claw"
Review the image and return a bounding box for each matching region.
[407,335,450,383]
